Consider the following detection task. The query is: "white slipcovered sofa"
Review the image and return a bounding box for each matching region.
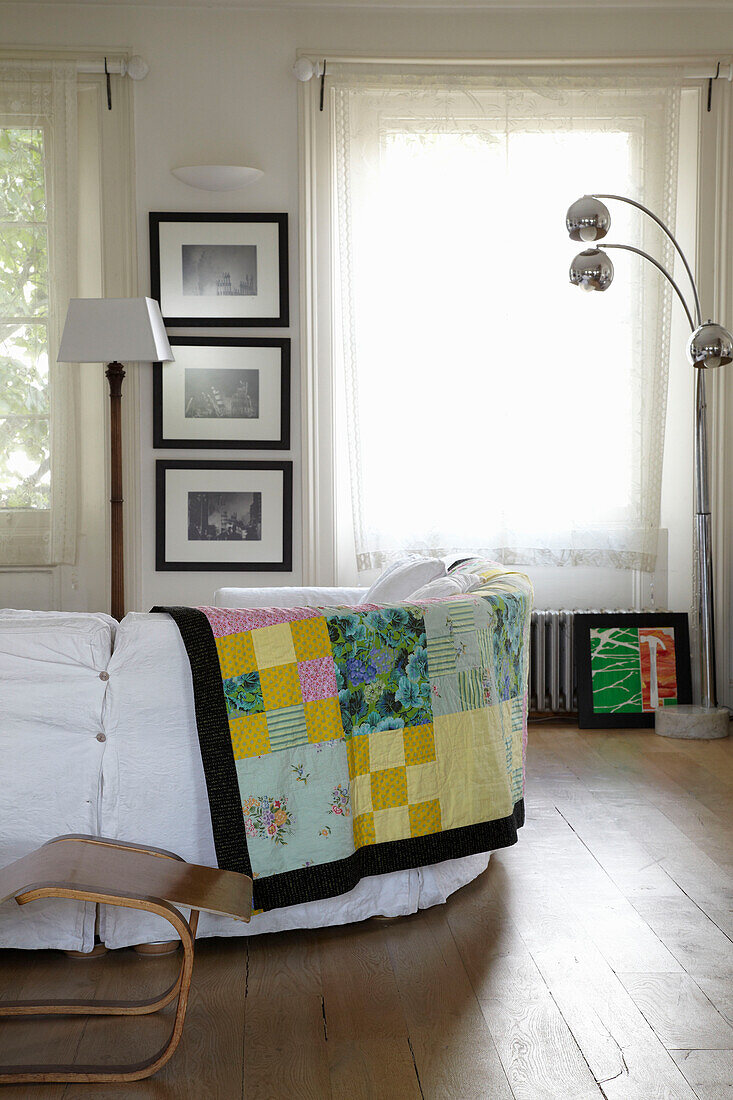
[0,581,492,952]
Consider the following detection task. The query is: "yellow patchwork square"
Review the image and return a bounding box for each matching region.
[368,728,406,772]
[304,697,343,743]
[371,766,408,811]
[373,805,410,843]
[403,723,436,766]
[215,631,257,678]
[259,662,301,709]
[409,799,442,838]
[353,811,376,848]
[229,713,269,759]
[433,703,513,831]
[251,623,296,669]
[349,772,373,815]
[347,735,370,779]
[406,761,438,805]
[291,616,332,661]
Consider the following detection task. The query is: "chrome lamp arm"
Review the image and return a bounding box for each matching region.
[593,193,702,326]
[600,243,696,331]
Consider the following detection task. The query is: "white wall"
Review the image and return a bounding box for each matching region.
[2,2,732,618]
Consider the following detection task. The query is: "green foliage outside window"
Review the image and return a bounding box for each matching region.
[0,126,50,510]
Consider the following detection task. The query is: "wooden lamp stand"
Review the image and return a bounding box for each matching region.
[106,360,126,622]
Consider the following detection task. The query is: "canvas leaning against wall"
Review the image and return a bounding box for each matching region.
[574,613,692,729]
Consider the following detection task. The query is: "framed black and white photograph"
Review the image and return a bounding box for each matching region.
[149,213,289,326]
[156,460,292,571]
[153,337,290,449]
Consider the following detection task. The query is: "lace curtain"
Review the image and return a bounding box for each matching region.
[331,69,683,574]
[0,61,78,566]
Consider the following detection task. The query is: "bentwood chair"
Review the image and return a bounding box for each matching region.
[0,834,252,1084]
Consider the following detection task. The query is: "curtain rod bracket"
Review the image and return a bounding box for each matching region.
[707,61,721,112]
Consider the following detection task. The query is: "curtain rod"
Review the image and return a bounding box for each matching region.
[293,53,732,81]
[0,56,149,80]
[77,57,148,80]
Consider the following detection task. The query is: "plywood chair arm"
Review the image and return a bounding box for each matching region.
[0,835,251,1084]
[0,835,252,921]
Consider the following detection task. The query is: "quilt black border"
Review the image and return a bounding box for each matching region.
[153,606,252,878]
[156,605,525,913]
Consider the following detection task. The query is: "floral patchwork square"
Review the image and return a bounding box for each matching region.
[298,656,338,702]
[223,671,263,718]
[242,795,294,845]
[490,593,527,701]
[328,606,433,737]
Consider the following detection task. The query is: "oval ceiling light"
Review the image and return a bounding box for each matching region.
[171,165,264,192]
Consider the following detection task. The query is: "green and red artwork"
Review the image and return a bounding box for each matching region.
[575,613,692,729]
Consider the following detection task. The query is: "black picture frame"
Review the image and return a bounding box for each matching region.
[156,459,293,572]
[149,212,289,327]
[574,612,692,729]
[153,336,291,449]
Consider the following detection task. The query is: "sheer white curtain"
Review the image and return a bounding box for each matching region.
[0,60,78,566]
[331,70,683,576]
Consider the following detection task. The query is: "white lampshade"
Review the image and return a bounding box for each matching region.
[57,297,174,363]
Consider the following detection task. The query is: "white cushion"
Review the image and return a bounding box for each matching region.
[215,586,368,609]
[409,573,485,600]
[0,612,114,950]
[366,557,445,604]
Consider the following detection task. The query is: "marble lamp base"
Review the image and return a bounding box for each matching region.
[655,705,730,740]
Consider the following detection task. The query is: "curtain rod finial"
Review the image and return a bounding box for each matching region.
[121,56,149,81]
[293,57,324,82]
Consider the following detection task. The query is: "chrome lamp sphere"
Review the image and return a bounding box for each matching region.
[686,321,733,368]
[566,196,611,243]
[569,248,614,292]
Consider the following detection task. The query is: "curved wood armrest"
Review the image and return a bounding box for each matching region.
[0,837,252,923]
[44,834,186,862]
[0,834,251,1085]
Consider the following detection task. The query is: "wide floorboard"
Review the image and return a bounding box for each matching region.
[1,720,732,1099]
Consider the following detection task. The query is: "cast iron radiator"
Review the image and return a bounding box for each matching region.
[530,610,633,715]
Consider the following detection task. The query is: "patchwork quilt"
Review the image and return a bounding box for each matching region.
[155,559,532,912]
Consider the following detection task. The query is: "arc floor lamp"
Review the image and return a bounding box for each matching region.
[58,298,173,621]
[567,194,730,738]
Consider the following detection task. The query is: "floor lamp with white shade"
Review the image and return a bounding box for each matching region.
[566,195,730,739]
[58,298,173,621]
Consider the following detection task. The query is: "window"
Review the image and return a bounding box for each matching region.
[303,68,689,591]
[0,125,51,512]
[0,60,78,568]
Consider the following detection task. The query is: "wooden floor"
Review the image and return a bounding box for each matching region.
[1,720,732,1099]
